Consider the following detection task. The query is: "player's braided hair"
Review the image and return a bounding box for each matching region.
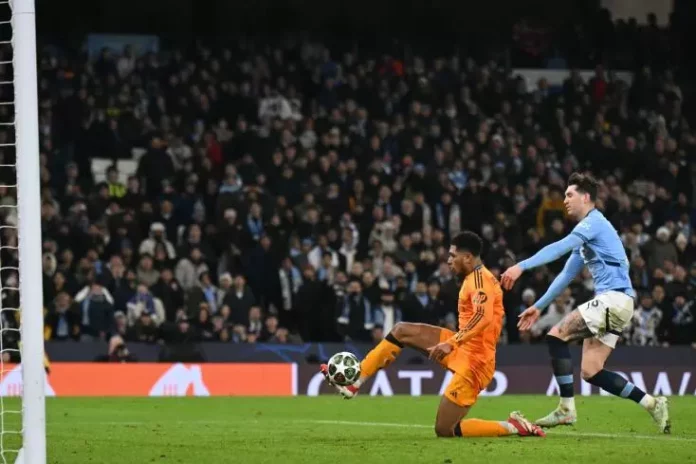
[568,171,599,202]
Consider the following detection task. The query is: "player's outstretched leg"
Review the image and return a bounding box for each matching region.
[454,413,546,438]
[581,338,670,434]
[435,394,545,438]
[536,335,579,426]
[536,310,590,427]
[321,322,442,399]
[537,308,670,434]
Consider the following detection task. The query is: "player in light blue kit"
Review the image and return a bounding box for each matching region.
[501,172,670,433]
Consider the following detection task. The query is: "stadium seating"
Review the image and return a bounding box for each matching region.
[2,9,692,351]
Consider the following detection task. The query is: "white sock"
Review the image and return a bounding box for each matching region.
[559,397,576,411]
[639,394,656,410]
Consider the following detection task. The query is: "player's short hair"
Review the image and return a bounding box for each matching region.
[451,231,483,257]
[568,171,599,202]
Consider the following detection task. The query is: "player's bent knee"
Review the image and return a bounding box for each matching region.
[390,322,421,342]
[581,367,600,381]
[390,322,409,340]
[581,361,603,381]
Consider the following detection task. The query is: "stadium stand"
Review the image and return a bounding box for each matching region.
[1,5,694,356]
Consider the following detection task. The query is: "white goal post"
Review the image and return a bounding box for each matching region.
[12,0,46,462]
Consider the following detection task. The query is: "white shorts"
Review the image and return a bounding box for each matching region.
[577,291,635,348]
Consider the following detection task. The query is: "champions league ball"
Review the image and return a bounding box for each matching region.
[327,352,361,386]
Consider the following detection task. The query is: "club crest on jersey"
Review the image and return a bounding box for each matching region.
[472,291,488,305]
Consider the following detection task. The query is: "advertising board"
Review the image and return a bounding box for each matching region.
[2,362,694,397]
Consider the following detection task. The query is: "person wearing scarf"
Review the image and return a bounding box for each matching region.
[126,284,161,326]
[337,279,373,341]
[246,203,265,242]
[198,271,219,315]
[279,258,303,312]
[372,289,403,335]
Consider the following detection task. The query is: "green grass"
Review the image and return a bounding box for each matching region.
[2,395,696,463]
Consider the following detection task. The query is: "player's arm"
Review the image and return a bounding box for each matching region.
[533,249,585,309]
[446,286,495,347]
[518,233,584,272]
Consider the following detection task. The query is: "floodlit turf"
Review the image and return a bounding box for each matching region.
[2,395,696,463]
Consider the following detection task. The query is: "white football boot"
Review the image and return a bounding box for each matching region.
[648,396,671,434]
[534,406,577,428]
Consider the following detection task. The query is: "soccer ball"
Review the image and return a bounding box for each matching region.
[327,351,361,386]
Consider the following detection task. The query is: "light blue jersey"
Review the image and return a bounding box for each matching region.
[519,209,635,309]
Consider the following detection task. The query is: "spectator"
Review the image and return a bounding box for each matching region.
[662,294,696,346]
[166,314,197,344]
[536,187,566,237]
[195,305,215,341]
[94,335,137,362]
[175,247,209,292]
[278,256,302,323]
[136,254,160,288]
[139,222,176,261]
[74,278,114,341]
[113,312,131,341]
[294,266,327,341]
[216,273,233,307]
[232,324,248,344]
[126,284,166,327]
[373,289,403,335]
[247,306,264,338]
[337,279,373,342]
[182,225,214,261]
[132,312,160,344]
[137,134,176,198]
[186,271,219,317]
[223,274,256,325]
[403,281,434,324]
[648,227,678,270]
[45,292,80,341]
[260,315,282,342]
[624,293,665,347]
[150,268,185,322]
[105,166,126,199]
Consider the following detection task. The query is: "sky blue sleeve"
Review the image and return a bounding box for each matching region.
[518,234,585,271]
[534,251,585,309]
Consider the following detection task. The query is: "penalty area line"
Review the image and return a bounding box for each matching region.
[303,419,696,442]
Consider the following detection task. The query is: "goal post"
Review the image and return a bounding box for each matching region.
[12,0,46,462]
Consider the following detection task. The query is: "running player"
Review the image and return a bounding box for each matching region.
[500,172,670,433]
[321,231,545,438]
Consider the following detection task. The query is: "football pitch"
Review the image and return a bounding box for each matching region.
[6,396,696,463]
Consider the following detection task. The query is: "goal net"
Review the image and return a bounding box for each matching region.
[0,0,46,463]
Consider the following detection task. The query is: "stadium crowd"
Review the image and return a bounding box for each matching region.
[0,11,694,353]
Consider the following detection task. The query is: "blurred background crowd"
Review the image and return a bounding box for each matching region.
[0,1,695,355]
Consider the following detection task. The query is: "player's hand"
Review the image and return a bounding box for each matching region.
[500,264,523,290]
[427,342,453,361]
[517,306,541,331]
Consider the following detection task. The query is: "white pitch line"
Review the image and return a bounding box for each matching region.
[303,419,696,442]
[38,418,696,442]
